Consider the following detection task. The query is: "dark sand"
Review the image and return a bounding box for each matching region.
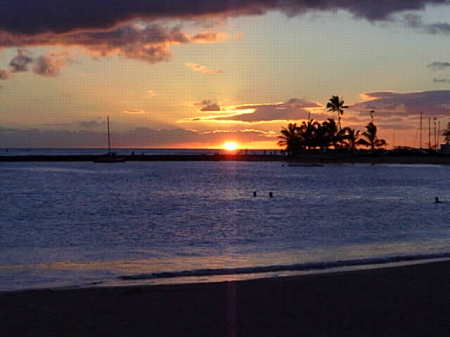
[1,260,450,337]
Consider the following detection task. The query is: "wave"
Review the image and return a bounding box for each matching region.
[119,252,450,281]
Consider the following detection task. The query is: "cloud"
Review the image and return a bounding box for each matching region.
[433,78,450,83]
[0,68,11,80]
[9,49,33,72]
[428,62,450,70]
[0,1,447,35]
[78,120,104,129]
[196,100,221,111]
[1,49,70,79]
[352,90,450,118]
[0,24,227,65]
[122,109,147,115]
[403,13,450,35]
[208,98,321,122]
[0,1,445,71]
[186,63,224,75]
[41,119,105,129]
[33,52,68,76]
[190,32,229,43]
[0,126,273,147]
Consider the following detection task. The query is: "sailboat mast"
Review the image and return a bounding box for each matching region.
[419,112,422,149]
[107,116,111,153]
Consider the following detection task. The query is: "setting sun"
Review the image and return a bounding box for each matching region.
[223,141,239,151]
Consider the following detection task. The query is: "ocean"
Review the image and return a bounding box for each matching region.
[1,156,449,291]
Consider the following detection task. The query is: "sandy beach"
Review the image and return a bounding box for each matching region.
[1,260,450,337]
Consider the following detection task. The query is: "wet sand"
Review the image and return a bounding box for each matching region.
[1,260,450,337]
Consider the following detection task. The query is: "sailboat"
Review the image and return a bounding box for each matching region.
[93,116,126,163]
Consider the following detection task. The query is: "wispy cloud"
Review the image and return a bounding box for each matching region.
[9,49,33,73]
[0,69,11,80]
[33,52,68,77]
[352,90,450,118]
[0,126,273,147]
[433,78,450,83]
[185,63,224,75]
[122,109,147,115]
[403,14,450,35]
[428,61,450,70]
[1,49,70,79]
[202,98,322,123]
[0,25,228,65]
[196,100,221,111]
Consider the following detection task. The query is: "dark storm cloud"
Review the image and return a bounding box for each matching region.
[0,1,448,35]
[352,90,450,117]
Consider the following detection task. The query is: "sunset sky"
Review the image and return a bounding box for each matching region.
[1,1,450,149]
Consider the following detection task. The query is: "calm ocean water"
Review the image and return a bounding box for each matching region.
[1,158,450,291]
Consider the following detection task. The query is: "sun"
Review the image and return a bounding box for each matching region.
[223,141,239,151]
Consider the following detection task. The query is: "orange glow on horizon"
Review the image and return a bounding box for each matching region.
[223,141,239,151]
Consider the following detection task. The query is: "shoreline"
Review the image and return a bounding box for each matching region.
[2,259,450,336]
[1,153,450,164]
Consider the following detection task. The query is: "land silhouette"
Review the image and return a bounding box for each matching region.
[278,95,387,157]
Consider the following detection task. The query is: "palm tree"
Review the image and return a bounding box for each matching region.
[326,95,348,130]
[321,118,340,149]
[340,127,360,151]
[443,122,450,144]
[278,123,302,156]
[299,119,319,150]
[358,122,387,152]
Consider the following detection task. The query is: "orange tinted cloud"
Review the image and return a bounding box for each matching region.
[185,63,224,75]
[0,24,228,64]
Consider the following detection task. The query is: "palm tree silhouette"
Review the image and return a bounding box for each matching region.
[321,118,340,149]
[300,119,319,150]
[326,96,348,130]
[358,122,387,152]
[340,127,361,152]
[443,122,450,144]
[278,123,302,156]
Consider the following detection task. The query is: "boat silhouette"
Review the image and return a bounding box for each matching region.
[93,116,126,163]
